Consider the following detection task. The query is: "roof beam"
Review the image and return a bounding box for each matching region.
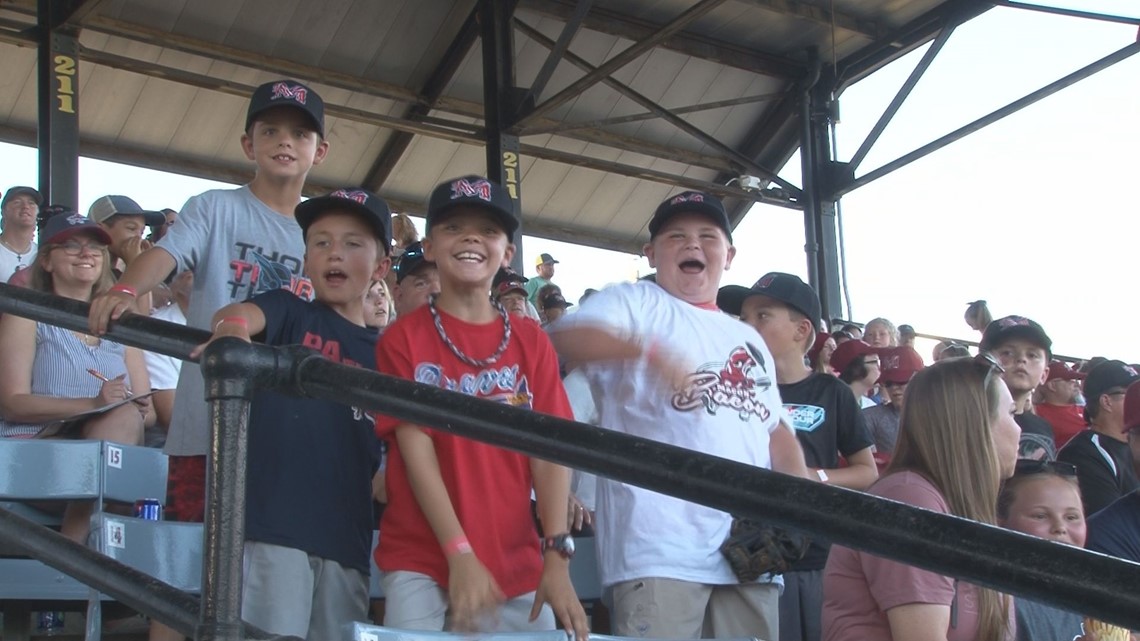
[515,0,731,127]
[736,0,888,40]
[361,6,481,192]
[517,0,803,78]
[515,18,798,194]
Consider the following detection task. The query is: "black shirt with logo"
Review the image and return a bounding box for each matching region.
[779,372,874,570]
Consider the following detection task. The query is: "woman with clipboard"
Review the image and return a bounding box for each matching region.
[0,211,151,542]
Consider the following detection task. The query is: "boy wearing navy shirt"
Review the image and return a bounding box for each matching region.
[194,188,392,640]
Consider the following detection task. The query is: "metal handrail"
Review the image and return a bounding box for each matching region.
[1,283,1138,639]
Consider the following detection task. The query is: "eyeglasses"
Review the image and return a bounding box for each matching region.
[52,240,105,256]
[976,351,1005,390]
[1013,458,1077,477]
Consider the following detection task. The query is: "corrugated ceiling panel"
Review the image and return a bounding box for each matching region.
[0,46,36,123]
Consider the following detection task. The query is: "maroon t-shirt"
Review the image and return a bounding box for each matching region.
[1034,403,1086,449]
[823,471,1014,641]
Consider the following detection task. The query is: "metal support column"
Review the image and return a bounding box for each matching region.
[197,338,262,641]
[36,0,81,208]
[799,52,844,322]
[479,0,525,274]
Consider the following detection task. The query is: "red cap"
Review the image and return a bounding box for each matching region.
[830,340,876,375]
[1046,360,1085,382]
[1125,380,1140,432]
[808,332,831,365]
[878,346,925,384]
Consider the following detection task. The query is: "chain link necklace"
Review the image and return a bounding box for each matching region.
[427,293,512,368]
[0,235,32,261]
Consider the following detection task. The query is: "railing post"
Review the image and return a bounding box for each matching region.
[196,338,258,641]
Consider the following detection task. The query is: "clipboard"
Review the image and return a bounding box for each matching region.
[34,391,157,439]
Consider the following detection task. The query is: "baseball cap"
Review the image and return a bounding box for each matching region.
[1123,380,1140,432]
[426,176,518,236]
[1046,360,1085,383]
[88,195,166,227]
[1083,360,1140,409]
[541,291,572,310]
[648,191,732,243]
[493,266,528,289]
[245,79,325,137]
[39,212,113,247]
[979,315,1052,357]
[830,340,877,375]
[898,324,916,338]
[394,241,432,284]
[295,188,392,253]
[2,186,42,208]
[716,272,821,324]
[495,274,528,299]
[878,346,925,385]
[535,253,558,267]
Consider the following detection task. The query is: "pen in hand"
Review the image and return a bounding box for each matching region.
[87,368,133,396]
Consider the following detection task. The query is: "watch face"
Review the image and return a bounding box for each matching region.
[562,535,575,556]
[547,534,575,557]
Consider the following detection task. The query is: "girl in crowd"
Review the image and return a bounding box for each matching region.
[0,214,149,542]
[809,331,837,375]
[864,317,898,348]
[364,279,395,330]
[997,460,1086,641]
[823,356,1019,641]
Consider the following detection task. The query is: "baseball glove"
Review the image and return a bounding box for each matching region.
[719,518,810,582]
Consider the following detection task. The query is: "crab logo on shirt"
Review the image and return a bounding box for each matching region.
[672,344,773,421]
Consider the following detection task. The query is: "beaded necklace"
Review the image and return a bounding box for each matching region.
[427,293,512,368]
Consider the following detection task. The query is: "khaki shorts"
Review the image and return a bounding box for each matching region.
[380,569,555,633]
[611,577,778,640]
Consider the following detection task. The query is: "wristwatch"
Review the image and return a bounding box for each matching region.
[542,533,576,559]
[816,469,829,483]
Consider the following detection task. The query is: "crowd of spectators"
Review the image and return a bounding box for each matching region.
[1,78,1137,641]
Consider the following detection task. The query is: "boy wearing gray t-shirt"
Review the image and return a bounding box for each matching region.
[88,79,330,525]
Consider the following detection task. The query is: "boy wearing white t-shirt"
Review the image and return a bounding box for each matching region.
[548,191,810,640]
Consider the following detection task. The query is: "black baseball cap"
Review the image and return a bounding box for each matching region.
[648,191,732,243]
[295,188,393,253]
[1084,360,1140,411]
[717,272,821,324]
[245,79,325,138]
[541,291,572,310]
[493,266,528,289]
[426,175,518,236]
[40,212,112,247]
[88,195,167,227]
[2,186,42,208]
[979,315,1052,358]
[394,241,433,284]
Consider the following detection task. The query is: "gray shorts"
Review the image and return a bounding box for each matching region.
[380,570,555,633]
[611,577,778,640]
[778,569,823,641]
[242,541,369,640]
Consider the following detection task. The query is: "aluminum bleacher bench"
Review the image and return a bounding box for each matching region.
[0,439,168,641]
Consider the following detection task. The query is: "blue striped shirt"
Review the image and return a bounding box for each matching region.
[0,323,130,438]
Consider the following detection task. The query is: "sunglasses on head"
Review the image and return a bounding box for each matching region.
[1013,458,1077,477]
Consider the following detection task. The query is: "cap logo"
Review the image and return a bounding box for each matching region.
[882,354,900,369]
[754,274,776,289]
[671,192,704,206]
[66,213,87,226]
[330,189,368,205]
[271,82,308,104]
[450,178,492,202]
[998,316,1030,328]
[1125,365,1138,377]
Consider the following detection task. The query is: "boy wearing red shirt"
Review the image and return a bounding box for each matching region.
[374,176,588,640]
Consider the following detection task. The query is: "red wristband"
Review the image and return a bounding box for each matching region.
[214,316,249,331]
[443,535,473,558]
[109,284,137,298]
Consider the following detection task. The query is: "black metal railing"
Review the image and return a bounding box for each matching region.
[1,283,1138,640]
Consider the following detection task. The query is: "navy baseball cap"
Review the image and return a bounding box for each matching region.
[717,272,821,324]
[88,195,167,227]
[394,241,433,284]
[979,315,1052,358]
[1084,360,1140,410]
[648,191,732,243]
[2,186,42,208]
[426,175,518,236]
[541,291,573,310]
[246,79,325,138]
[295,188,393,253]
[40,212,112,247]
[494,268,529,298]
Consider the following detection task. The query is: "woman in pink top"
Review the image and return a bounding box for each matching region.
[822,356,1021,641]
